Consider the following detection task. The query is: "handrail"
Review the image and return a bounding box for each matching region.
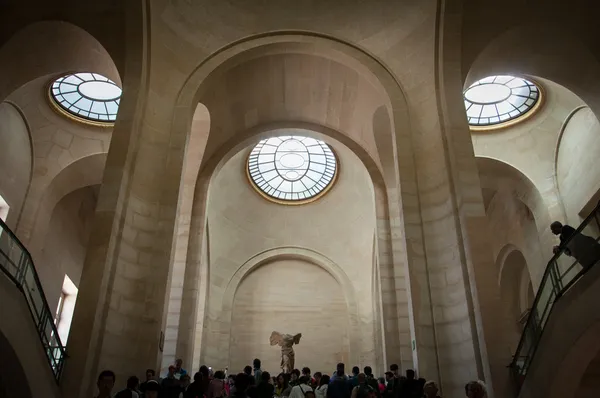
[509,201,600,393]
[0,218,66,382]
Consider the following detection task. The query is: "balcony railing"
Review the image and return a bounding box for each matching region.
[510,202,600,392]
[0,218,66,381]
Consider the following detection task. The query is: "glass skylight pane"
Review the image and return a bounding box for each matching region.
[247,133,337,203]
[463,75,540,128]
[480,105,498,118]
[50,72,121,123]
[91,101,107,114]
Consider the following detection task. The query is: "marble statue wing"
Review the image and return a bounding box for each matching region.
[293,333,302,344]
[270,331,284,346]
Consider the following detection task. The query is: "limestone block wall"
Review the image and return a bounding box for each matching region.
[0,101,31,230]
[196,141,380,372]
[229,259,349,374]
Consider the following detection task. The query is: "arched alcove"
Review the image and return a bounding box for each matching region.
[230,258,350,373]
[40,185,98,312]
[498,248,533,351]
[193,134,376,371]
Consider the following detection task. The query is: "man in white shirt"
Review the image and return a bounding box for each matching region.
[289,376,314,398]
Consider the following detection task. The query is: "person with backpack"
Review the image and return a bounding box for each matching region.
[328,363,351,398]
[362,367,380,398]
[289,376,314,398]
[350,374,375,398]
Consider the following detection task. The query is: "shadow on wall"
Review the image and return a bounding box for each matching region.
[0,330,32,398]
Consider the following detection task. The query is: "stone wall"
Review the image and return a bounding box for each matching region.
[0,102,31,230]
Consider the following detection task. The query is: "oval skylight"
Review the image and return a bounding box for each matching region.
[50,73,121,123]
[464,75,540,128]
[247,133,337,204]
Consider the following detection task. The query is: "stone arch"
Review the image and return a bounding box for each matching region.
[171,32,416,370]
[176,121,389,364]
[0,101,33,229]
[0,20,121,103]
[220,246,361,368]
[477,156,552,286]
[26,153,107,262]
[555,106,600,225]
[496,245,533,351]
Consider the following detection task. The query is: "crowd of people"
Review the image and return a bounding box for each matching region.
[93,358,489,398]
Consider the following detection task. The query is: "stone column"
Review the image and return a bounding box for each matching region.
[61,23,190,396]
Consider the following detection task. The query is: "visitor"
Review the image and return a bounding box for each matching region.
[253,359,263,385]
[313,372,322,389]
[144,380,161,398]
[376,378,385,395]
[350,367,360,388]
[175,359,188,379]
[315,375,329,398]
[465,381,487,398]
[328,363,351,398]
[115,376,140,398]
[290,369,301,386]
[383,372,395,398]
[302,367,313,386]
[551,221,600,267]
[389,364,399,378]
[185,372,204,398]
[179,375,192,398]
[232,373,252,398]
[249,371,274,398]
[275,373,292,397]
[162,365,182,398]
[423,381,441,398]
[200,365,211,395]
[95,370,116,398]
[401,369,418,398]
[228,374,236,396]
[417,379,426,398]
[207,371,227,398]
[244,366,253,377]
[289,376,313,398]
[363,367,380,398]
[387,364,401,398]
[140,369,157,396]
[350,374,374,398]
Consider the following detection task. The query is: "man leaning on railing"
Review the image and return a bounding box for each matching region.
[550,221,600,268]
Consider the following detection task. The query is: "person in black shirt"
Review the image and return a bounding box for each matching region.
[551,221,600,267]
[140,369,156,396]
[161,365,182,398]
[249,372,275,398]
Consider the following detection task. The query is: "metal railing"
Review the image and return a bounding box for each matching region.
[509,202,600,392]
[0,218,66,381]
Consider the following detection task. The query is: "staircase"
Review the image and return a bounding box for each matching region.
[510,202,600,393]
[0,218,66,382]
